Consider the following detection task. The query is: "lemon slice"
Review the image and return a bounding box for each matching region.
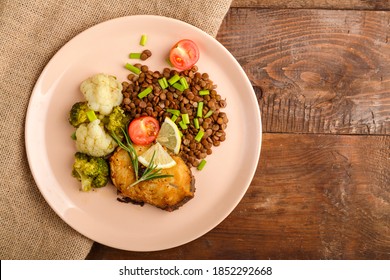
[138,142,176,169]
[156,117,181,154]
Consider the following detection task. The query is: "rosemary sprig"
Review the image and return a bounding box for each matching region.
[111,129,139,181]
[129,151,173,187]
[111,129,173,187]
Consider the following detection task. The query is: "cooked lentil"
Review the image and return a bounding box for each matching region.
[140,49,152,61]
[121,64,228,168]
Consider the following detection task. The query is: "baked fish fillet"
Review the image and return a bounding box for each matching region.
[109,147,195,211]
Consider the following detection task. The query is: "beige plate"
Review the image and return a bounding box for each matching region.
[25,15,262,251]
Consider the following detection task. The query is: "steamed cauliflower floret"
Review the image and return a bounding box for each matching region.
[80,73,123,115]
[75,119,117,157]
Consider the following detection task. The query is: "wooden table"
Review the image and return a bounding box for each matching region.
[87,0,390,259]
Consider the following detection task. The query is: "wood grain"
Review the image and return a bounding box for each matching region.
[216,8,390,134]
[87,133,390,260]
[87,4,390,260]
[232,0,390,10]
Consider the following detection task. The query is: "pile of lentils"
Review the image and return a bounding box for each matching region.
[121,63,228,168]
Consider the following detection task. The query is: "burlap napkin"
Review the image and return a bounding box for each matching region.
[0,0,232,260]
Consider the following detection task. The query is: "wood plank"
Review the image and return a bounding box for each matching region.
[232,0,390,10]
[87,133,390,259]
[217,8,390,134]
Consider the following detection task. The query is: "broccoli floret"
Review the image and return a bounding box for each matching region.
[104,106,130,138]
[69,102,90,127]
[72,152,109,191]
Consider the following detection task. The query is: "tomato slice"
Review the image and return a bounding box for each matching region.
[169,39,199,71]
[128,116,160,145]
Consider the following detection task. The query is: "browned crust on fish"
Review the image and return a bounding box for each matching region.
[109,147,195,211]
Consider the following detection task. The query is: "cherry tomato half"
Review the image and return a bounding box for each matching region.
[169,39,200,71]
[128,116,160,145]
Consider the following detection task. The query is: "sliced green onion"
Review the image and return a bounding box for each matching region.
[197,159,207,170]
[125,63,141,75]
[178,120,188,130]
[71,131,77,140]
[195,129,204,142]
[180,77,189,89]
[178,130,183,137]
[158,77,169,89]
[171,115,178,122]
[166,108,180,116]
[204,110,214,118]
[197,101,204,117]
[182,113,190,124]
[199,89,210,96]
[140,34,147,46]
[173,82,185,92]
[129,53,141,59]
[86,110,97,122]
[168,74,180,85]
[193,118,199,129]
[138,86,153,98]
